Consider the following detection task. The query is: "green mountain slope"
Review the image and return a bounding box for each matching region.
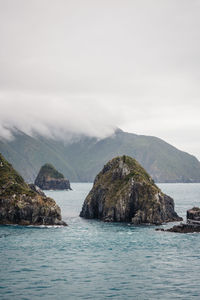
[0,131,77,182]
[0,129,200,183]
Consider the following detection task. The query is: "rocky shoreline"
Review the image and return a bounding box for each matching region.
[0,153,67,226]
[156,207,200,233]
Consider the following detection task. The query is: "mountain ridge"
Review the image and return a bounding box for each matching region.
[0,129,200,183]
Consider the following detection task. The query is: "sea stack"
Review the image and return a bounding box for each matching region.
[0,153,67,226]
[80,156,182,224]
[35,163,71,190]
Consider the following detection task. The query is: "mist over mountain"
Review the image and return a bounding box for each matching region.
[0,129,200,184]
[0,97,120,141]
[1,1,200,183]
[1,1,200,159]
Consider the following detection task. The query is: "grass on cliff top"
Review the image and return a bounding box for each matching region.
[92,155,160,207]
[36,163,65,180]
[122,155,154,183]
[99,155,157,186]
[0,153,36,197]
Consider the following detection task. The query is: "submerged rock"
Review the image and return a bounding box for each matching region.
[0,153,67,226]
[158,207,200,233]
[35,164,71,190]
[80,156,182,224]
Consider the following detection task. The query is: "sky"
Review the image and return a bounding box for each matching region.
[0,0,200,159]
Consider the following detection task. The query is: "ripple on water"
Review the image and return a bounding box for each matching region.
[0,183,200,299]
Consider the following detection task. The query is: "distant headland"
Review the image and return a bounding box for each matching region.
[0,129,200,184]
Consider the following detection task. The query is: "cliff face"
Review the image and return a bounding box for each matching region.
[35,164,71,190]
[80,156,182,225]
[0,153,67,226]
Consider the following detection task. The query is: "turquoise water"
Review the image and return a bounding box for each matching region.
[0,183,200,300]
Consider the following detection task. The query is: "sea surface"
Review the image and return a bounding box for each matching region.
[0,183,200,300]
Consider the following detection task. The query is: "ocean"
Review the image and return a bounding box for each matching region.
[0,183,200,299]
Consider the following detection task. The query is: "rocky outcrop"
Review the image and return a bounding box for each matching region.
[35,164,71,190]
[80,156,182,224]
[187,207,200,223]
[158,223,200,233]
[28,184,46,196]
[157,207,200,233]
[0,153,67,226]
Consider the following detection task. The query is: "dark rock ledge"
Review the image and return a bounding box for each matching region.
[156,207,200,233]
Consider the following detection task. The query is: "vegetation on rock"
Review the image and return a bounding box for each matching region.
[35,163,71,190]
[35,163,64,180]
[0,153,35,197]
[0,153,67,226]
[80,155,182,224]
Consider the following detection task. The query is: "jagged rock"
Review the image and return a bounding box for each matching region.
[28,184,46,196]
[0,153,67,226]
[187,207,200,222]
[80,156,182,224]
[34,164,71,190]
[157,207,200,233]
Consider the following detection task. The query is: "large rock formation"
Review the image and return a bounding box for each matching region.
[35,164,71,190]
[157,207,200,233]
[0,153,67,226]
[80,156,182,224]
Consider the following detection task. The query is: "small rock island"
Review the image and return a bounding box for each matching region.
[80,156,182,224]
[35,163,71,190]
[0,153,67,226]
[158,207,200,233]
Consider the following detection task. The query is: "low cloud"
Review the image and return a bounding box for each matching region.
[0,93,124,140]
[0,0,200,159]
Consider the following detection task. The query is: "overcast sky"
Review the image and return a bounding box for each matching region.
[0,0,200,159]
